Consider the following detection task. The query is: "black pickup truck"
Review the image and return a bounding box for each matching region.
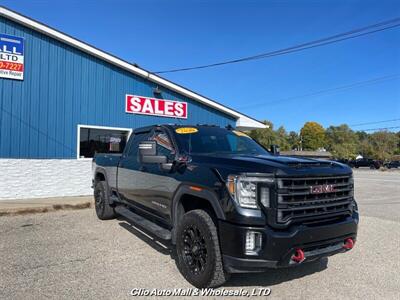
[92,125,358,288]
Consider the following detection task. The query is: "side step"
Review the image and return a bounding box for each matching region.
[115,206,171,241]
[109,195,119,205]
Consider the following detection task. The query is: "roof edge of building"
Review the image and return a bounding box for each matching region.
[0,6,266,130]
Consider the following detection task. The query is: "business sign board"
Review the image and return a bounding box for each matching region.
[126,95,188,119]
[0,34,24,80]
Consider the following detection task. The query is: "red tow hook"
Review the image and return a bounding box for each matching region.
[343,238,355,250]
[291,249,305,263]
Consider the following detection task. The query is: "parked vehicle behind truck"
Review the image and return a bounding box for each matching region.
[383,160,400,169]
[92,125,359,288]
[348,158,381,169]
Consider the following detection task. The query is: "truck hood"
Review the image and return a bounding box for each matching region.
[190,153,351,177]
[232,154,332,166]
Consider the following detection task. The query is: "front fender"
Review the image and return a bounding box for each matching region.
[171,184,226,243]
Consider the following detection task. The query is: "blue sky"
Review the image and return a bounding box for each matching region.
[2,0,399,132]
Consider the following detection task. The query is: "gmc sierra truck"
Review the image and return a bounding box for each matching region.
[92,125,358,288]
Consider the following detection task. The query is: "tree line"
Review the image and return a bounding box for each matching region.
[248,121,400,160]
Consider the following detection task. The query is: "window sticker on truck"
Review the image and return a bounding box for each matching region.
[175,127,198,134]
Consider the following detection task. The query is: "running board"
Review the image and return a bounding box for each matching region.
[109,195,120,205]
[115,206,171,241]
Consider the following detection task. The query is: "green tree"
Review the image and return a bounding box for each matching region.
[357,138,374,158]
[395,132,400,155]
[249,121,292,150]
[325,124,358,159]
[368,131,399,160]
[300,122,326,150]
[286,131,300,150]
[355,131,373,157]
[249,120,399,160]
[248,120,276,149]
[275,126,291,151]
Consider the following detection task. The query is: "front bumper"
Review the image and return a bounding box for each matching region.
[219,213,359,273]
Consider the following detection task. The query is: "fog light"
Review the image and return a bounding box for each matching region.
[245,231,262,255]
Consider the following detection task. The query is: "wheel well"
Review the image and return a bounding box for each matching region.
[176,194,217,223]
[95,172,106,182]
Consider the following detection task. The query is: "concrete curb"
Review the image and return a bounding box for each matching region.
[0,196,94,217]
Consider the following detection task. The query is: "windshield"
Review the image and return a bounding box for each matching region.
[174,126,270,156]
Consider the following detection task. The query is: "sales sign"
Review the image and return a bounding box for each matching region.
[0,34,24,80]
[126,95,188,119]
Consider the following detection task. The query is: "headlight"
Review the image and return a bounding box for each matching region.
[227,175,273,209]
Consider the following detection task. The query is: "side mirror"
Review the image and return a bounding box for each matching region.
[270,144,280,156]
[138,141,167,164]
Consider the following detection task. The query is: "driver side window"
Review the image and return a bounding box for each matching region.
[226,134,250,152]
[149,131,175,159]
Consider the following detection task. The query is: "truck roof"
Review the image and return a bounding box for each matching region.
[133,124,223,134]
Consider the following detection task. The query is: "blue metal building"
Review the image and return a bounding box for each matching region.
[0,6,264,199]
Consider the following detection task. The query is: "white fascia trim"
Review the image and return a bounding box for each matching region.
[236,115,268,130]
[0,6,266,130]
[76,124,133,160]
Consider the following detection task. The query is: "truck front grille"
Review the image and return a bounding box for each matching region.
[275,175,354,225]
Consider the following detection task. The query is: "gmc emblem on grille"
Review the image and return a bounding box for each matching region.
[310,184,336,194]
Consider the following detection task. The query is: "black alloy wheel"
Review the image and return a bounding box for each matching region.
[94,184,105,212]
[182,225,208,275]
[176,209,229,288]
[94,181,116,220]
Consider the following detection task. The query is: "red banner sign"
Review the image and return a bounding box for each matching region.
[126,95,188,119]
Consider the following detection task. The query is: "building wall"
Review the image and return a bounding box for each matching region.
[0,17,236,159]
[0,159,92,200]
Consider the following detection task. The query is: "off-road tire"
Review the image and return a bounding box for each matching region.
[94,181,116,220]
[176,209,230,288]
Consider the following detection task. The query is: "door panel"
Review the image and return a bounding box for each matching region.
[117,129,178,221]
[138,161,179,220]
[117,132,150,208]
[138,129,178,220]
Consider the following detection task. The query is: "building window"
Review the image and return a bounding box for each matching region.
[78,125,131,158]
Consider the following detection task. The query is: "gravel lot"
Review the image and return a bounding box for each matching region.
[0,170,399,299]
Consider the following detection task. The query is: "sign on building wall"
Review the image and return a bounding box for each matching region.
[126,95,188,119]
[0,34,24,80]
